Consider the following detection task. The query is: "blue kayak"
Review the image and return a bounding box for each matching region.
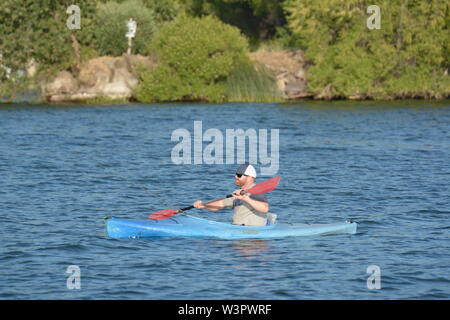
[105,215,357,240]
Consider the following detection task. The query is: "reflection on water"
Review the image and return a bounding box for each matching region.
[232,240,269,258]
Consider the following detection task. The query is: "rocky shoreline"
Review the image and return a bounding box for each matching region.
[42,54,155,103]
[249,50,312,100]
[29,50,312,103]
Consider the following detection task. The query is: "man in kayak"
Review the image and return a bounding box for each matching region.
[193,164,270,226]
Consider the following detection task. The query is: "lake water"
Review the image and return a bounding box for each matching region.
[0,100,449,299]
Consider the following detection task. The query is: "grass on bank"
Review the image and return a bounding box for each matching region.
[226,60,283,102]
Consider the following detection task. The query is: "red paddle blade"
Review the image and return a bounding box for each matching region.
[247,176,281,194]
[148,209,179,220]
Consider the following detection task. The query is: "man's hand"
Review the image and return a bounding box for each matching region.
[193,200,205,209]
[232,189,249,200]
[193,199,225,211]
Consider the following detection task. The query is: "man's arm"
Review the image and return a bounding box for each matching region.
[193,199,226,211]
[233,191,269,213]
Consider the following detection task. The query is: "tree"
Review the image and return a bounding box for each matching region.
[283,0,450,99]
[0,0,97,80]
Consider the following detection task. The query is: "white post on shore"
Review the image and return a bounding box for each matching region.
[126,18,137,55]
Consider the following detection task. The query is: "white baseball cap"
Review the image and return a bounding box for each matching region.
[235,164,257,178]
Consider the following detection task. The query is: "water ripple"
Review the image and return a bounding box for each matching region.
[0,102,449,299]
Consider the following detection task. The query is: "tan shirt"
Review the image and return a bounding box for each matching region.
[222,184,268,226]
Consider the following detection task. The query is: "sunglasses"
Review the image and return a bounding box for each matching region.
[235,174,247,178]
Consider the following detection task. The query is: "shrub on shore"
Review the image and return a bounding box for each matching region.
[135,14,250,102]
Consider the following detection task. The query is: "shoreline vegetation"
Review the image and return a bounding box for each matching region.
[1,0,449,104]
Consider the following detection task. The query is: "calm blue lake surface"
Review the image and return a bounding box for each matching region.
[0,101,449,299]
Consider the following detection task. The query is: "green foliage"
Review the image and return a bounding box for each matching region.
[141,0,185,23]
[94,0,157,56]
[0,81,13,100]
[135,14,250,102]
[2,0,448,102]
[0,0,96,74]
[0,76,38,102]
[182,0,286,42]
[283,0,450,99]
